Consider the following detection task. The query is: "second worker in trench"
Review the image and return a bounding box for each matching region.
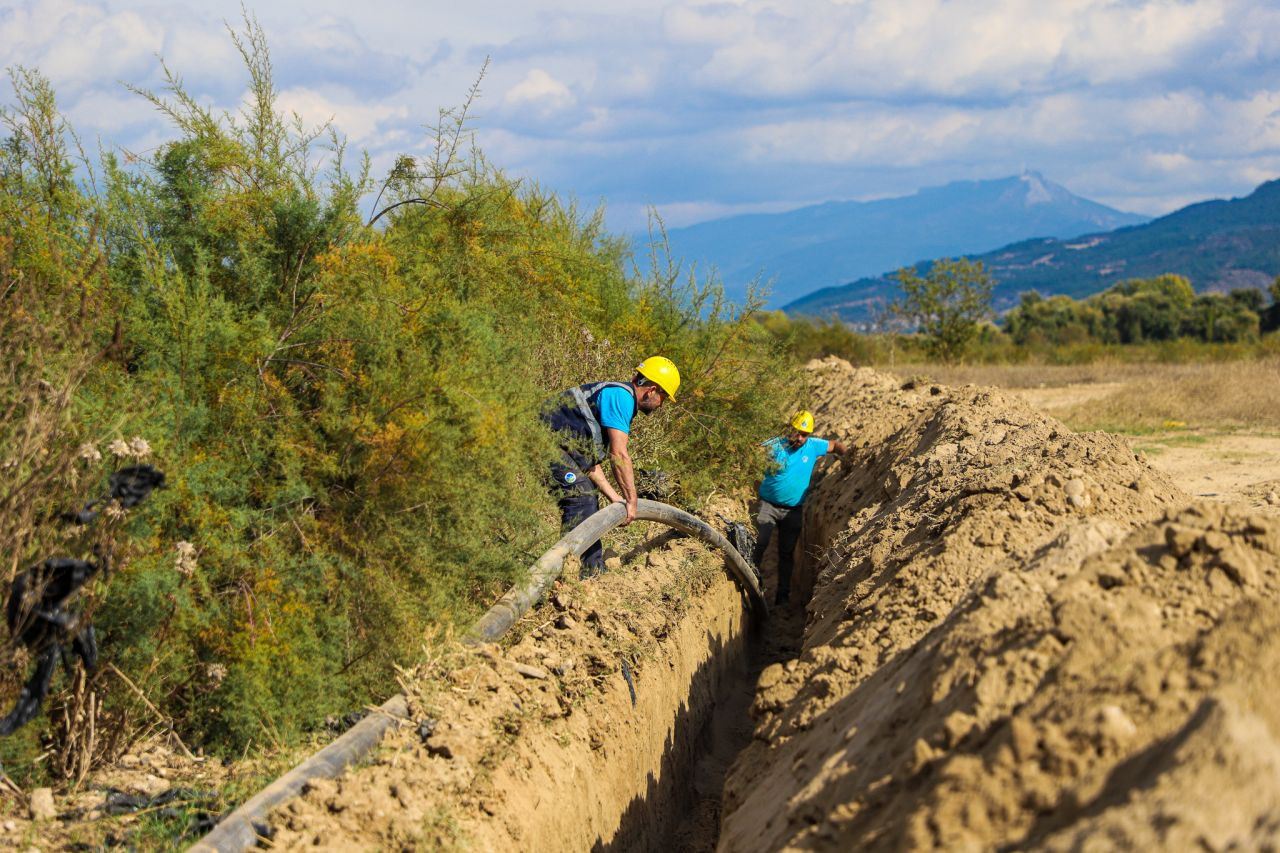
[753,410,847,605]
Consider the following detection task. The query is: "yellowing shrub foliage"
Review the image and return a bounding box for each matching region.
[0,26,795,768]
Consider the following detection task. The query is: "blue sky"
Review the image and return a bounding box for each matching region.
[4,0,1280,230]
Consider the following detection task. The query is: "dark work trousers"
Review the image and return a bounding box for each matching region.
[752,499,803,604]
[549,455,605,577]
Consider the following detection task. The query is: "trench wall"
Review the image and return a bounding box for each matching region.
[267,535,751,851]
[718,358,1280,851]
[470,564,749,851]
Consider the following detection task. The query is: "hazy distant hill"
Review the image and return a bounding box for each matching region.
[786,178,1280,323]
[656,172,1146,307]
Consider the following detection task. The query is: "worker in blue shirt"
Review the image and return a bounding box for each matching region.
[541,357,681,577]
[753,410,847,604]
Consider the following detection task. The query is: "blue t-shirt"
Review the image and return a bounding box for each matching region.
[758,436,830,508]
[596,385,637,434]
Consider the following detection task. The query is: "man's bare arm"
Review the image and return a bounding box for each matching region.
[829,439,849,455]
[585,463,623,504]
[606,427,638,524]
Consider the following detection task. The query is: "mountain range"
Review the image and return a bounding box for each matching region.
[657,172,1148,307]
[787,178,1280,322]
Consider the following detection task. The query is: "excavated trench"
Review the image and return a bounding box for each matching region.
[663,530,818,850]
[263,500,826,851]
[265,358,1280,851]
[435,520,829,853]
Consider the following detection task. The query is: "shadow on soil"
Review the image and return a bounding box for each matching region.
[591,533,813,852]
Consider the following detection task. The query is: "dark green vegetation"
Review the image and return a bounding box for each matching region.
[763,272,1280,367]
[1005,275,1280,346]
[0,26,796,782]
[789,179,1280,323]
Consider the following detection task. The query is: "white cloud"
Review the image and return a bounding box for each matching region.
[3,0,1280,232]
[161,24,241,88]
[1144,151,1196,174]
[504,68,575,111]
[273,87,409,143]
[657,0,1242,99]
[739,106,988,166]
[1,0,163,92]
[1232,90,1280,152]
[65,88,158,132]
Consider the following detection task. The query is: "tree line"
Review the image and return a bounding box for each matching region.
[768,259,1280,364]
[1005,274,1280,346]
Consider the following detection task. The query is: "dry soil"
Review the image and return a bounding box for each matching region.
[718,358,1280,850]
[10,358,1280,852]
[270,359,1280,850]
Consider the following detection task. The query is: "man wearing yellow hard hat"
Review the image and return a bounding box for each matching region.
[540,357,680,577]
[753,409,846,604]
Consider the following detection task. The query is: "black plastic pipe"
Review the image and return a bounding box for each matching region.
[189,501,763,852]
[465,498,767,643]
[187,695,409,852]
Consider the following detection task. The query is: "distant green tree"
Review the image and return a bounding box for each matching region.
[1092,274,1193,342]
[1002,273,1273,345]
[1264,277,1280,333]
[1183,293,1260,342]
[1229,287,1266,314]
[1005,291,1104,346]
[1112,273,1195,307]
[891,258,994,362]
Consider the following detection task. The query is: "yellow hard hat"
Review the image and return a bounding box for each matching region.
[790,410,815,433]
[636,356,680,400]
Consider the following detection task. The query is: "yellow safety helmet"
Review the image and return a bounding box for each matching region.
[790,410,815,433]
[636,356,680,400]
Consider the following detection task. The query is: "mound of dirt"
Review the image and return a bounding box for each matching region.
[718,359,1280,850]
[189,356,1279,852]
[266,526,753,851]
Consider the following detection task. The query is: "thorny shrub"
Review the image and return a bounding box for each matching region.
[0,17,797,777]
[0,69,169,781]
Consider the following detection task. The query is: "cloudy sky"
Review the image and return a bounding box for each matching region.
[4,0,1279,230]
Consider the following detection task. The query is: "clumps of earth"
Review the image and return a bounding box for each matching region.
[267,526,750,851]
[88,355,1277,852]
[718,358,1280,850]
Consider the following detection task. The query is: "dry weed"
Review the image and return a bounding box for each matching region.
[913,359,1280,432]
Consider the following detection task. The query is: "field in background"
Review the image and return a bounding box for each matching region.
[899,358,1280,511]
[908,358,1280,432]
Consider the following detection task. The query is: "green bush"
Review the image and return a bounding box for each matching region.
[0,25,797,770]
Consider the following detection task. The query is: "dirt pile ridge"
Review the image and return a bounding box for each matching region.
[719,358,1280,850]
[235,357,1280,852]
[266,526,753,851]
